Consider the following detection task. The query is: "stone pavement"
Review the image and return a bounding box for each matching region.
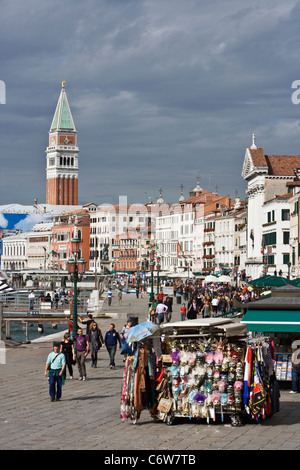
[1,289,300,451]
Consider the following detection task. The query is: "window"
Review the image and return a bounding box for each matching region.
[264,232,276,246]
[283,254,290,264]
[283,232,290,244]
[267,210,275,223]
[282,209,290,221]
[267,254,274,265]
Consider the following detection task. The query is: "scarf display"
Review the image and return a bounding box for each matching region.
[120,344,156,422]
[243,340,275,422]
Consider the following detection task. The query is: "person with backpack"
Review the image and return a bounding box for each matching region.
[45,342,66,402]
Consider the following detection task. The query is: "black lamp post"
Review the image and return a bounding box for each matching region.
[287,261,292,283]
[149,250,155,303]
[156,256,161,296]
[66,236,87,338]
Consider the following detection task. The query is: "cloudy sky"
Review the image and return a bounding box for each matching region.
[1,0,300,206]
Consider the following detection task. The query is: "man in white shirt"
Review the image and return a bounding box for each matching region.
[155,302,168,325]
[28,290,35,311]
[211,296,219,315]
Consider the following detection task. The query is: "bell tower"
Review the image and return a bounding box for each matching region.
[46,81,79,205]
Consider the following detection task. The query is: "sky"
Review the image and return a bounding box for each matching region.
[1,0,300,207]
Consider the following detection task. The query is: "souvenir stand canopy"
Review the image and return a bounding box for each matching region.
[120,318,280,426]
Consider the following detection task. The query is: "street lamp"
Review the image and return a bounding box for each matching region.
[287,261,292,283]
[136,260,140,294]
[66,236,87,338]
[149,250,155,303]
[156,256,161,295]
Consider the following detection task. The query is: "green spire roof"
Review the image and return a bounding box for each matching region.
[50,82,76,132]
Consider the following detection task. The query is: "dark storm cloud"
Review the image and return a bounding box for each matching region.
[0,0,299,205]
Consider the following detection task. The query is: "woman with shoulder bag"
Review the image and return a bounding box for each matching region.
[88,321,104,368]
[60,333,75,380]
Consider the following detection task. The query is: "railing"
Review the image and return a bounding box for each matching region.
[0,291,89,313]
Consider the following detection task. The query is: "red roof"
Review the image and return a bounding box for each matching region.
[249,147,300,176]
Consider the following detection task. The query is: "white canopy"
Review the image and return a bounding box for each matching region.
[217,275,232,283]
[154,317,247,338]
[204,275,218,283]
[167,271,191,278]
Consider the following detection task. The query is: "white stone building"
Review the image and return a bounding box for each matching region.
[242,134,300,279]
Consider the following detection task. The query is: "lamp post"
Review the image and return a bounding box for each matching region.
[287,261,292,283]
[156,256,161,296]
[66,236,87,338]
[136,260,140,294]
[149,250,155,303]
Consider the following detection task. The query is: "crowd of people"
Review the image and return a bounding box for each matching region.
[147,280,256,324]
[45,314,130,401]
[29,288,76,311]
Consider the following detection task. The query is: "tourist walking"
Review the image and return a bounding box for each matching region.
[79,314,94,335]
[164,296,172,322]
[155,302,168,326]
[28,290,35,311]
[73,327,90,380]
[53,291,59,310]
[88,321,104,368]
[60,333,75,379]
[211,296,219,315]
[45,342,66,402]
[107,288,112,306]
[187,298,198,319]
[104,323,122,369]
[200,299,211,318]
[120,320,133,361]
[290,341,300,393]
[180,303,186,321]
[117,288,122,305]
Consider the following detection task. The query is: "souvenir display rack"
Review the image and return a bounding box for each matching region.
[120,322,280,426]
[155,333,246,426]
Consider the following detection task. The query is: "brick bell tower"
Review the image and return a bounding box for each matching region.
[46,81,79,205]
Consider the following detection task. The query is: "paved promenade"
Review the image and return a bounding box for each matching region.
[1,290,300,451]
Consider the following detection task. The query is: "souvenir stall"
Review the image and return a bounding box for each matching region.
[120,319,280,426]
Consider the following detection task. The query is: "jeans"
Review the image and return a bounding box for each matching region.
[292,367,300,392]
[48,370,62,399]
[107,345,117,367]
[76,350,87,378]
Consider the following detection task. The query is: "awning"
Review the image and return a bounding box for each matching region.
[241,310,300,332]
[153,318,246,337]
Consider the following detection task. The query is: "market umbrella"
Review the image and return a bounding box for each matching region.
[290,278,300,287]
[127,321,160,344]
[217,275,232,283]
[204,275,218,283]
[248,275,289,287]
